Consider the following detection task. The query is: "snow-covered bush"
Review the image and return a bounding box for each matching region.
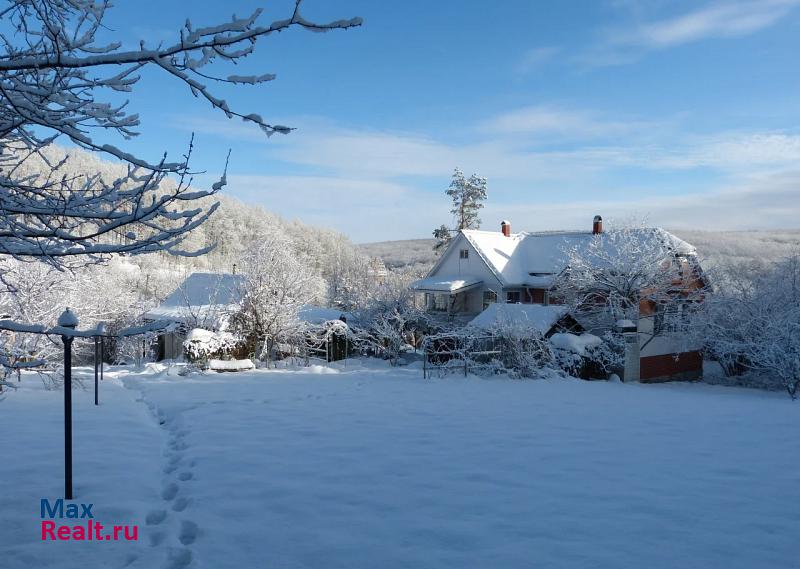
[496,333,553,379]
[350,270,430,365]
[695,254,800,399]
[183,329,244,364]
[550,332,623,379]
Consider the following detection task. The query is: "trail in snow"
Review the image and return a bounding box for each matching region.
[2,360,798,569]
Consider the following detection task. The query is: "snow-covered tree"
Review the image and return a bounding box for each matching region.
[697,254,800,399]
[351,270,428,365]
[233,232,325,365]
[552,224,705,342]
[432,168,488,252]
[0,0,360,262]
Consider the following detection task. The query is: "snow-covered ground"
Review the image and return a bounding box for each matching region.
[2,361,798,569]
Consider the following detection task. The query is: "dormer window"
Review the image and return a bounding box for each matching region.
[459,249,469,259]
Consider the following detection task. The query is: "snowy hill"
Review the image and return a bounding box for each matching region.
[359,230,800,271]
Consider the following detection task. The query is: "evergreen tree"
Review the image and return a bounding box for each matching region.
[432,168,488,253]
[432,225,453,253]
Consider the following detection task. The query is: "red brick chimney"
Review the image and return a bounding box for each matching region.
[592,215,603,235]
[501,220,511,237]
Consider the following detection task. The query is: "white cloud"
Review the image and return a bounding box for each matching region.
[634,132,800,170]
[635,0,798,48]
[582,0,800,65]
[225,175,441,242]
[483,170,800,234]
[179,109,800,240]
[482,105,650,139]
[515,46,561,74]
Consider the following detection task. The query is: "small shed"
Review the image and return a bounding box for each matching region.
[144,272,244,360]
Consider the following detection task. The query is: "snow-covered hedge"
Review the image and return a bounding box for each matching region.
[183,329,244,364]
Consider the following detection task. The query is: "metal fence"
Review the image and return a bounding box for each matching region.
[422,333,504,379]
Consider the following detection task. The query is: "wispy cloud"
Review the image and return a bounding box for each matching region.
[178,108,800,239]
[486,170,800,234]
[482,105,652,140]
[581,0,800,65]
[514,46,561,74]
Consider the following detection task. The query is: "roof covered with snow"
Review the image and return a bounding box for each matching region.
[408,276,483,293]
[298,306,351,325]
[467,303,568,334]
[458,227,695,288]
[144,272,244,325]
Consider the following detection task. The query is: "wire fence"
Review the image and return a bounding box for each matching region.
[422,333,505,379]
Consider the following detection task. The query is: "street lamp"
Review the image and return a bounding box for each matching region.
[58,308,78,500]
[94,322,106,406]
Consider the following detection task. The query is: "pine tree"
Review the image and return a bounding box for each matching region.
[432,225,453,253]
[432,168,488,253]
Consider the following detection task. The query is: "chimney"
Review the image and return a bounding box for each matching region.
[592,215,603,235]
[501,220,511,237]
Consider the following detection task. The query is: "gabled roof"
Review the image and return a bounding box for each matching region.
[467,303,568,334]
[455,227,695,288]
[144,272,244,325]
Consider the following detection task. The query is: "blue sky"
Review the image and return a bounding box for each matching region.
[102,0,800,242]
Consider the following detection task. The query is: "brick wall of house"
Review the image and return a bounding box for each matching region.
[640,350,702,382]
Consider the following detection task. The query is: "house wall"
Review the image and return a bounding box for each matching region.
[640,351,702,382]
[158,331,186,361]
[427,235,505,316]
[637,298,702,382]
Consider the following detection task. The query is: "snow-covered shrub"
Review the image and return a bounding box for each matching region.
[695,254,800,399]
[183,329,243,364]
[550,332,623,379]
[422,325,553,379]
[351,270,429,365]
[496,333,553,379]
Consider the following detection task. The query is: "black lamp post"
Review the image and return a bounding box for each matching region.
[94,323,105,406]
[58,308,78,500]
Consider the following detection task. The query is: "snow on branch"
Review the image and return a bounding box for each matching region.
[0,0,360,262]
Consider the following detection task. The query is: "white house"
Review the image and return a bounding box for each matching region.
[410,217,704,382]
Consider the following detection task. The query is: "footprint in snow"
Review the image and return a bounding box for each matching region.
[161,483,179,501]
[172,497,190,512]
[179,521,199,545]
[146,510,167,526]
[163,547,192,569]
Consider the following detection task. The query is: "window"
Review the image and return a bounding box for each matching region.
[506,291,521,304]
[483,290,497,309]
[459,249,469,259]
[433,294,448,311]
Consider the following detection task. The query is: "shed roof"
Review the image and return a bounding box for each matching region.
[467,303,568,334]
[144,272,244,326]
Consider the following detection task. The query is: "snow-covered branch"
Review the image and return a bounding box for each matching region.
[0,0,360,262]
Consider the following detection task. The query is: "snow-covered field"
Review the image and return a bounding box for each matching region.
[2,361,798,569]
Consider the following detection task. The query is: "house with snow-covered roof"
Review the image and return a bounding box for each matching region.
[146,272,350,361]
[144,272,245,360]
[410,216,705,382]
